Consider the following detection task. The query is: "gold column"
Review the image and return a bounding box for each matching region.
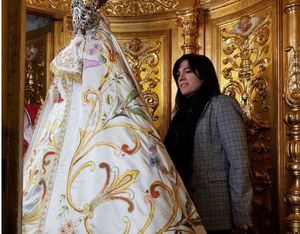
[284,1,300,233]
[176,9,200,54]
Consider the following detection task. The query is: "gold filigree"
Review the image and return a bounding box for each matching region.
[81,163,139,232]
[140,179,179,233]
[285,46,300,106]
[176,10,199,54]
[23,115,68,223]
[221,13,271,124]
[26,0,69,10]
[64,41,200,232]
[122,38,161,121]
[139,172,201,233]
[104,0,179,16]
[25,44,46,104]
[23,78,73,233]
[65,48,154,232]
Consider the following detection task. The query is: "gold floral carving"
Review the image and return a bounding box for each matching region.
[26,0,69,10]
[285,47,300,106]
[104,0,179,16]
[283,46,300,232]
[122,38,161,121]
[221,13,272,230]
[25,44,46,104]
[176,10,199,54]
[198,0,231,6]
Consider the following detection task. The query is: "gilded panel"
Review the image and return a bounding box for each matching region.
[122,38,161,121]
[26,0,69,16]
[115,32,172,137]
[104,0,179,16]
[219,11,274,232]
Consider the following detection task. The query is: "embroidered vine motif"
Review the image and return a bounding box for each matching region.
[64,29,201,233]
[23,79,73,227]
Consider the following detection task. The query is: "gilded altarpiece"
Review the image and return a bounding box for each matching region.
[24,0,283,232]
[218,10,274,233]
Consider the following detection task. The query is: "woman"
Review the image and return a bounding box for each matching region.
[22,1,206,233]
[164,54,253,233]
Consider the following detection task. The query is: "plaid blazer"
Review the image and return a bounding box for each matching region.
[187,95,252,231]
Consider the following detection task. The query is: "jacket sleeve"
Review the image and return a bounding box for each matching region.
[215,95,253,226]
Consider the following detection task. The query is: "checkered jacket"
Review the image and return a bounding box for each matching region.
[188,95,252,231]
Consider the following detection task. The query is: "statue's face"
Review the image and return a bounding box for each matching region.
[70,0,109,34]
[71,0,96,34]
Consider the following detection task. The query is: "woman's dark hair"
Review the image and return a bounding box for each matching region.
[164,54,221,183]
[172,54,221,113]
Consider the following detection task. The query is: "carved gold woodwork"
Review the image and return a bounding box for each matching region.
[26,0,68,8]
[26,0,69,15]
[284,1,300,233]
[104,0,179,16]
[220,12,273,231]
[284,47,300,233]
[221,14,271,122]
[176,10,199,54]
[122,38,161,121]
[115,31,171,137]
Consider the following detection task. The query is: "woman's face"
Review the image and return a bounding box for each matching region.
[177,60,203,96]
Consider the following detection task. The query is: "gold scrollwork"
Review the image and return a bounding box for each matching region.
[221,13,272,230]
[104,0,179,16]
[221,14,271,123]
[285,46,300,106]
[122,38,161,121]
[176,10,199,54]
[26,0,69,10]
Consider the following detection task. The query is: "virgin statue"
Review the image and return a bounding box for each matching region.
[22,0,206,233]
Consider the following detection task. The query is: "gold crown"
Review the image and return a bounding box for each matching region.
[71,0,108,11]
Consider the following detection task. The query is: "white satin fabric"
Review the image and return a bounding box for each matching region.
[22,22,206,234]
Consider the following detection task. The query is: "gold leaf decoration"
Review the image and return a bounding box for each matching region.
[26,0,69,10]
[104,0,179,16]
[122,38,161,121]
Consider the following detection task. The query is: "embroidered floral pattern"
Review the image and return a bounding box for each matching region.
[23,25,205,233]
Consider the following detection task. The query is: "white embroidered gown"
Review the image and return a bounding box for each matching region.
[22,21,206,234]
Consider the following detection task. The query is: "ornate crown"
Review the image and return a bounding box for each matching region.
[71,0,108,11]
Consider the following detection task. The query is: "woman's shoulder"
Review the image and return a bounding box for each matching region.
[211,94,243,113]
[211,94,240,106]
